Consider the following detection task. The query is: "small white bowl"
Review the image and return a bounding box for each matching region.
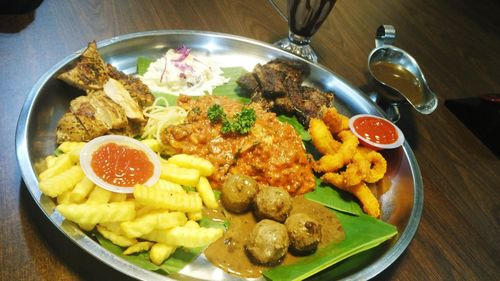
[80,135,161,193]
[348,114,405,150]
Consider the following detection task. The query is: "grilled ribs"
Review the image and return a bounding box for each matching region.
[237,58,333,127]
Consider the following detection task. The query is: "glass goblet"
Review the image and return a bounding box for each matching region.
[270,0,337,63]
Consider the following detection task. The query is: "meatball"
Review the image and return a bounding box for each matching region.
[285,213,321,254]
[221,174,258,213]
[245,219,289,264]
[254,186,292,222]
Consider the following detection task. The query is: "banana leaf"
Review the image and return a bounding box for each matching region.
[263,211,397,281]
[305,178,363,216]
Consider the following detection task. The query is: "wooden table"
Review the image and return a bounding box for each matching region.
[1,0,499,280]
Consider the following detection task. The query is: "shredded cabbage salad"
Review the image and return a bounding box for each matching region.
[139,46,229,96]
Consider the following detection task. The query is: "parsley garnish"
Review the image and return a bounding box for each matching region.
[207,104,226,123]
[207,104,256,134]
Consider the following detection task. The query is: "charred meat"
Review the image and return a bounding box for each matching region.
[56,112,91,143]
[106,64,155,109]
[237,58,333,127]
[57,41,109,91]
[55,42,155,143]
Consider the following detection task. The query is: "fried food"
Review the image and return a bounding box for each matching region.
[314,130,359,173]
[322,107,349,134]
[56,42,155,144]
[167,154,215,177]
[149,243,176,265]
[309,108,388,218]
[56,112,93,143]
[39,165,84,197]
[196,177,218,209]
[124,241,154,255]
[57,41,108,90]
[56,201,136,225]
[358,147,387,183]
[322,151,371,188]
[142,225,223,248]
[133,184,203,212]
[160,163,201,187]
[339,182,380,218]
[309,118,341,155]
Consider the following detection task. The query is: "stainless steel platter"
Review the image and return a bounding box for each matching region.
[15,30,423,281]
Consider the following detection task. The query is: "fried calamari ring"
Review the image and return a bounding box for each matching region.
[320,151,370,187]
[322,107,345,134]
[310,108,385,218]
[309,118,341,155]
[314,154,345,173]
[314,130,359,173]
[343,152,370,186]
[358,147,387,183]
[321,173,380,218]
[322,107,349,134]
[348,182,380,218]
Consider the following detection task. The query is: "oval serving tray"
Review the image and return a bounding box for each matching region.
[15,30,423,281]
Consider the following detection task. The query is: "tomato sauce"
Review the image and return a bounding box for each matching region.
[91,142,154,187]
[161,96,316,195]
[353,116,398,145]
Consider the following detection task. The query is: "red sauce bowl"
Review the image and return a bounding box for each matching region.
[80,135,161,193]
[348,114,405,150]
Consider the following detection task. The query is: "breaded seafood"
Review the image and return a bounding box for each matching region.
[309,108,388,218]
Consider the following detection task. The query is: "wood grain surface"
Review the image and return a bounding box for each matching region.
[1,0,499,280]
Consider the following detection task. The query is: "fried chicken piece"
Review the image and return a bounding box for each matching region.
[56,112,91,143]
[102,78,144,121]
[69,96,109,138]
[289,86,333,126]
[69,91,129,139]
[57,41,109,90]
[109,119,144,138]
[249,91,274,111]
[106,64,155,109]
[87,90,128,129]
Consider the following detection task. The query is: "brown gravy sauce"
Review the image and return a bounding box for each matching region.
[204,196,345,278]
[370,61,424,105]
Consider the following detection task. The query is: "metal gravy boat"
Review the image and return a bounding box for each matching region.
[368,25,438,121]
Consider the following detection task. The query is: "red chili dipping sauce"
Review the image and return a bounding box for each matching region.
[353,116,398,145]
[91,142,154,187]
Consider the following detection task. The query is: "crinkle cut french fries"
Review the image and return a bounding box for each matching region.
[37,143,223,265]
